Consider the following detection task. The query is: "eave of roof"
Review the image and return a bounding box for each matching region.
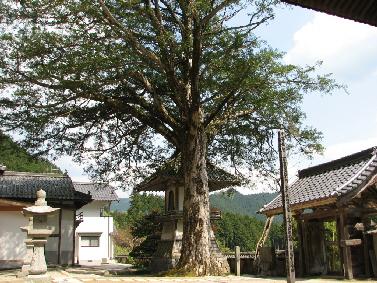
[73,182,119,201]
[281,0,377,27]
[260,146,377,215]
[0,171,92,205]
[135,159,240,192]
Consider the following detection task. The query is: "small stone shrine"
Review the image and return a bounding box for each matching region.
[135,158,240,273]
[20,189,60,277]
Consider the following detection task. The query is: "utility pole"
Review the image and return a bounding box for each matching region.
[278,130,295,283]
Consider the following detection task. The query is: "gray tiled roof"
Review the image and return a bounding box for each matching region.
[282,0,377,27]
[260,146,377,215]
[135,158,240,192]
[73,182,118,201]
[0,171,90,202]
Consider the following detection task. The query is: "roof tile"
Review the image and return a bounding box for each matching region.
[261,146,377,214]
[73,182,118,201]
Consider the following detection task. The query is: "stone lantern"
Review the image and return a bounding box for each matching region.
[21,189,60,276]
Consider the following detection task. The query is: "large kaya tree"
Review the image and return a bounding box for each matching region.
[0,0,338,275]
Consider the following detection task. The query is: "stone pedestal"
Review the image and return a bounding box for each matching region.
[29,239,48,275]
[21,238,34,273]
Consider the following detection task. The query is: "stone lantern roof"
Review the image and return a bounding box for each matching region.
[135,157,241,192]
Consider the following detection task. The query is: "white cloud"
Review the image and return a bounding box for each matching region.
[284,13,377,80]
[322,137,377,162]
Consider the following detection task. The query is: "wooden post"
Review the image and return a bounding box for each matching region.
[339,210,353,279]
[362,217,371,277]
[235,246,241,276]
[296,217,305,277]
[278,130,295,283]
[302,220,310,275]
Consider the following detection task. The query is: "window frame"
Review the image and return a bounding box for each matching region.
[80,235,100,247]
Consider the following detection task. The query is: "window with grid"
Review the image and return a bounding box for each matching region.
[81,236,100,247]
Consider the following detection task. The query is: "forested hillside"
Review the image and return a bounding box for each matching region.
[111,198,131,211]
[0,132,60,173]
[210,190,277,220]
[111,190,278,220]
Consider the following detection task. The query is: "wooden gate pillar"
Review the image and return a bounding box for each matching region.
[296,217,305,277]
[339,210,353,279]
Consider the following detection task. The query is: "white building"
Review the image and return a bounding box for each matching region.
[0,170,91,267]
[0,169,118,268]
[73,183,118,264]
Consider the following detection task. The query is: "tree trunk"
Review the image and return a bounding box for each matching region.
[177,107,225,276]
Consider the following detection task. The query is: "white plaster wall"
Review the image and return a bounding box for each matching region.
[61,209,74,251]
[45,208,74,265]
[61,208,74,264]
[0,211,27,261]
[75,201,114,261]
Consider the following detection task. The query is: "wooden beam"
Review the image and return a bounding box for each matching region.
[340,239,362,247]
[302,220,311,275]
[255,216,274,255]
[338,174,377,207]
[0,198,33,207]
[264,197,336,217]
[363,217,371,277]
[0,206,23,211]
[339,210,353,279]
[278,130,295,283]
[58,209,62,265]
[296,218,305,277]
[299,208,338,221]
[254,216,274,273]
[235,246,240,276]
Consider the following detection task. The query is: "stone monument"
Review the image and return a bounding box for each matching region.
[20,189,60,277]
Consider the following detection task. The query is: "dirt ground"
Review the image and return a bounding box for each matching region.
[1,263,377,283]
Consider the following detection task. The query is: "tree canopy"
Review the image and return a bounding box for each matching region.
[0,0,340,275]
[0,1,338,182]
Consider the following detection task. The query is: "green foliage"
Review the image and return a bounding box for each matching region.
[0,132,60,173]
[214,211,284,252]
[215,212,264,252]
[126,193,164,227]
[324,221,341,273]
[210,190,278,220]
[0,1,341,186]
[111,193,163,258]
[268,221,285,249]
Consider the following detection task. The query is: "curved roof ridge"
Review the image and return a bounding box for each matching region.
[330,152,377,196]
[298,146,377,178]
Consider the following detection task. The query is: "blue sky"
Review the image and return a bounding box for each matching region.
[56,4,377,195]
[254,5,377,171]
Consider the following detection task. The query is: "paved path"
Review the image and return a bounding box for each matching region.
[1,264,377,283]
[2,271,377,283]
